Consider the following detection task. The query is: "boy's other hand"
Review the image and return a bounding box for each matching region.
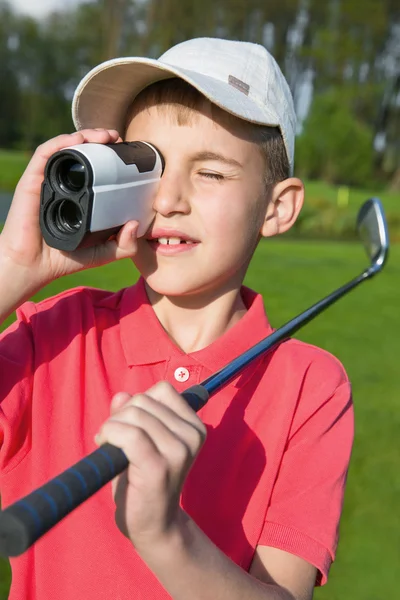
[94,381,207,552]
[0,129,139,299]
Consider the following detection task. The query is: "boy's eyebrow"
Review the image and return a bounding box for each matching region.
[190,151,243,168]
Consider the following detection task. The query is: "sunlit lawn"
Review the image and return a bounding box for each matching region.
[0,149,31,192]
[303,179,400,214]
[0,238,399,599]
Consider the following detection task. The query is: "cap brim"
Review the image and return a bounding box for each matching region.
[72,57,280,135]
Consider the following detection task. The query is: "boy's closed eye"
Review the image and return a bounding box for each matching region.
[192,150,243,183]
[199,171,225,181]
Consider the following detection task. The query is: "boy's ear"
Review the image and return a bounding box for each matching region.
[260,178,304,238]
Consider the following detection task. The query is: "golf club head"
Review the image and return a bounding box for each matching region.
[356,198,389,275]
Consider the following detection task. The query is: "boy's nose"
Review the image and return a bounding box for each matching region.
[152,172,190,216]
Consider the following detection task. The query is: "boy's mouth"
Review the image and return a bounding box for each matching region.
[156,237,195,245]
[146,229,200,253]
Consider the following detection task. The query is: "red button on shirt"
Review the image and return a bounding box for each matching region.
[174,367,190,382]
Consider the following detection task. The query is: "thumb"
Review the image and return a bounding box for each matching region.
[114,220,140,259]
[82,220,139,268]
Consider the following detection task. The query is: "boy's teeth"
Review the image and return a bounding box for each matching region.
[157,237,183,245]
[168,237,181,245]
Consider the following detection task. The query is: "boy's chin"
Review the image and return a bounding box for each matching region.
[142,271,226,302]
[143,274,204,298]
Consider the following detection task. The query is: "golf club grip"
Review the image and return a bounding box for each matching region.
[0,385,209,557]
[0,442,128,556]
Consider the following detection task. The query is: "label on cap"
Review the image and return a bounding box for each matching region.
[228,75,250,96]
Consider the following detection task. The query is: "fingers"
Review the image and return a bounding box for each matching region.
[72,220,139,268]
[79,128,121,143]
[98,390,205,457]
[95,383,207,545]
[98,410,193,480]
[143,381,207,435]
[95,382,207,468]
[118,381,207,443]
[108,220,140,261]
[16,129,120,194]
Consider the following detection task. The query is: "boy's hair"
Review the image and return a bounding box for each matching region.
[124,79,290,188]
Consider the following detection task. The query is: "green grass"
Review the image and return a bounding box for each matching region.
[0,238,399,599]
[304,179,399,214]
[0,149,31,192]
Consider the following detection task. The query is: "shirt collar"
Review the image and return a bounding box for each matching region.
[120,277,273,373]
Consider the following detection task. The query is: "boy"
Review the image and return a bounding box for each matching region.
[0,38,353,600]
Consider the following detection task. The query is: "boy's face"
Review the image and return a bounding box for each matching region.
[125,100,270,299]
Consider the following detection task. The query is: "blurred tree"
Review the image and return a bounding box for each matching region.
[139,0,300,59]
[0,2,22,147]
[296,0,400,185]
[102,0,129,59]
[0,0,399,186]
[295,90,375,187]
[12,12,79,147]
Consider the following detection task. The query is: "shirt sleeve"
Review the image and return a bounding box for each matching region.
[258,358,354,586]
[0,302,37,473]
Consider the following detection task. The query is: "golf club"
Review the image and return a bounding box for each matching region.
[0,197,389,558]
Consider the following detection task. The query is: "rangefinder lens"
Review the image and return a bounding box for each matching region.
[55,200,83,233]
[57,159,85,192]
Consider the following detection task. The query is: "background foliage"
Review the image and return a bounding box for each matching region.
[0,0,399,189]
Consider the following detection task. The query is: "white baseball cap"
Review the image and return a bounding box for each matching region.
[72,37,296,174]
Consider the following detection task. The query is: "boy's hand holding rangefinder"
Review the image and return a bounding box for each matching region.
[0,129,159,319]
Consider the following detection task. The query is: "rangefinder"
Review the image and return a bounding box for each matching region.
[39,141,164,251]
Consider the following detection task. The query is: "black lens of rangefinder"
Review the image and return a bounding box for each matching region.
[55,200,83,233]
[58,159,85,192]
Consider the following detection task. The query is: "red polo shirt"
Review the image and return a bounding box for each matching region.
[0,277,353,600]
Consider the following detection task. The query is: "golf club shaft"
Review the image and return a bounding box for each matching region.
[202,270,370,394]
[0,268,372,557]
